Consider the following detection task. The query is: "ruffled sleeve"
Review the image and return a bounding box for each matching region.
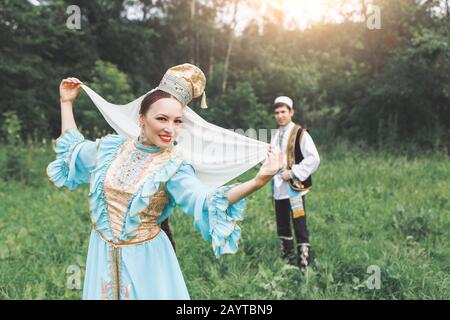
[165,162,246,258]
[46,128,98,190]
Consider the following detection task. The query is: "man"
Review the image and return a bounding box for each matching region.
[270,96,320,269]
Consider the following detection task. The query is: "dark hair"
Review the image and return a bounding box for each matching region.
[139,89,174,115]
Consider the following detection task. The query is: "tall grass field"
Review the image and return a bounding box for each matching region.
[0,143,449,299]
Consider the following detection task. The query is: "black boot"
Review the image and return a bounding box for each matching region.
[280,238,297,266]
[297,243,310,269]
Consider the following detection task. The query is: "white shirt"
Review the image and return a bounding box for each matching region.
[271,122,320,200]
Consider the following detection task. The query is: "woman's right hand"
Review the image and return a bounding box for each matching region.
[60,77,83,104]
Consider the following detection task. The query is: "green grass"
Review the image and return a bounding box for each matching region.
[0,144,449,299]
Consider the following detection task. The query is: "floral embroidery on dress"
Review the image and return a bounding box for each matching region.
[101,279,132,300]
[109,148,153,190]
[104,140,173,194]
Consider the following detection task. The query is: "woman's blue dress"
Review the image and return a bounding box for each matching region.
[47,129,246,300]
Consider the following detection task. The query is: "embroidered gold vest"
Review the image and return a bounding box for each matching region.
[286,124,312,192]
[98,140,173,246]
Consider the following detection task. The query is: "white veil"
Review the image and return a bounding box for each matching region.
[81,85,269,189]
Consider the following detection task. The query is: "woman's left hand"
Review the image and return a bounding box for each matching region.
[255,145,284,186]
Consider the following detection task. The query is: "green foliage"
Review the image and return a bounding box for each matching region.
[0,112,54,185]
[204,81,271,130]
[341,22,450,149]
[75,60,134,138]
[0,0,449,149]
[0,112,26,182]
[2,112,22,145]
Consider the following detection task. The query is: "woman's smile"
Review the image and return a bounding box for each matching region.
[159,134,172,143]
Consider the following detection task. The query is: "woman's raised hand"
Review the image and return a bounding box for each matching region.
[255,145,285,186]
[60,77,83,104]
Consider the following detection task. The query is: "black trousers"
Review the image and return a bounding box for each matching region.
[274,197,309,245]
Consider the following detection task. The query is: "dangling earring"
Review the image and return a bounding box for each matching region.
[139,124,147,144]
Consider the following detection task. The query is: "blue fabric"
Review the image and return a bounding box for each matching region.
[83,230,189,300]
[287,184,301,197]
[46,129,98,189]
[88,133,127,240]
[164,163,246,258]
[47,129,246,299]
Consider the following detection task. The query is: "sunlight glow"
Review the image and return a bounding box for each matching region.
[263,0,353,29]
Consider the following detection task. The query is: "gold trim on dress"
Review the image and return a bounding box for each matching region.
[108,245,121,300]
[95,227,162,248]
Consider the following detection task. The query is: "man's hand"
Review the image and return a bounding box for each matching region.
[281,170,292,181]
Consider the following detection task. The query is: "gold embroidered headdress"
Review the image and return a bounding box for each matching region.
[157,63,208,109]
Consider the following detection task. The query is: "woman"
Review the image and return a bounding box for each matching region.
[47,64,283,300]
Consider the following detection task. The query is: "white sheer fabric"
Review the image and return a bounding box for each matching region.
[81,85,269,189]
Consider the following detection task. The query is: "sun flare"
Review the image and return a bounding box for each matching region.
[264,0,347,28]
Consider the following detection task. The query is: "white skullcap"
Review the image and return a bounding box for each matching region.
[273,96,294,109]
